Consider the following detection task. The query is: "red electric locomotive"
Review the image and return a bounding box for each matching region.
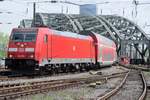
[5,27,117,73]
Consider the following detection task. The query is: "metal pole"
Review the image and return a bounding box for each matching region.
[61,5,63,13]
[148,42,150,64]
[142,44,145,63]
[130,44,132,59]
[33,2,36,27]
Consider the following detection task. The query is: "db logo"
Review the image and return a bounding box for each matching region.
[73,46,76,51]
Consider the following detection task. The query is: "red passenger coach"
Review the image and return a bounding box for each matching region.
[90,33,117,66]
[5,27,117,73]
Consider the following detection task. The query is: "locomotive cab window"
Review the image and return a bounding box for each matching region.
[11,34,24,42]
[11,31,36,42]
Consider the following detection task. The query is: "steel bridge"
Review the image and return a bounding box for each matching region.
[19,13,150,64]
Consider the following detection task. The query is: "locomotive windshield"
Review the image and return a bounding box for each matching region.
[11,32,36,42]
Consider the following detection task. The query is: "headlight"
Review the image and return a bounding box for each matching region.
[9,54,13,58]
[25,48,34,52]
[30,54,34,58]
[8,48,17,52]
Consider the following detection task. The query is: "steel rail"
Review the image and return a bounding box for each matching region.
[0,71,127,89]
[0,71,128,100]
[97,69,147,100]
[129,65,150,71]
[0,71,128,87]
[119,64,150,71]
[0,82,81,100]
[139,71,147,100]
[97,70,130,100]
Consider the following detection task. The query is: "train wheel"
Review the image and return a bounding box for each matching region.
[69,65,75,72]
[65,65,70,73]
[54,68,58,74]
[39,67,46,75]
[79,64,84,72]
[61,65,67,73]
[93,64,99,70]
[85,64,90,71]
[75,64,80,72]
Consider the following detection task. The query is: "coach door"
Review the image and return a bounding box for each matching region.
[44,34,48,60]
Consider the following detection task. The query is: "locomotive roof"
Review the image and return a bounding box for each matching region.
[12,28,38,32]
[53,30,89,40]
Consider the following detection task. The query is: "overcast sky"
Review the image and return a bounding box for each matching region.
[0,0,150,35]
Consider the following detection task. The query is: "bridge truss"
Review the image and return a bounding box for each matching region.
[20,13,150,64]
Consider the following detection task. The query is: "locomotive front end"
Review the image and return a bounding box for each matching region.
[5,28,37,70]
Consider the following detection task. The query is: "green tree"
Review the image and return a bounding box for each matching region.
[0,32,9,58]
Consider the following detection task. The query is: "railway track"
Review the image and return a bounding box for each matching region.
[0,71,128,100]
[0,70,29,82]
[97,69,147,100]
[0,68,8,72]
[145,85,150,100]
[0,76,29,82]
[120,64,150,71]
[130,65,150,71]
[0,65,126,81]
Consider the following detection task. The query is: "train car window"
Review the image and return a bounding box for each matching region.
[44,35,48,43]
[104,53,113,61]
